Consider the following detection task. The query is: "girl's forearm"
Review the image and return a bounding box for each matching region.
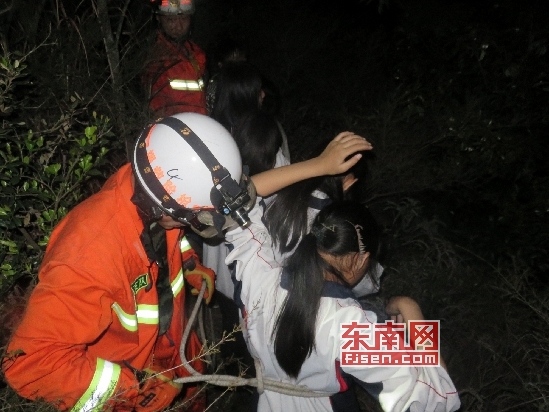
[251,157,322,197]
[251,132,372,197]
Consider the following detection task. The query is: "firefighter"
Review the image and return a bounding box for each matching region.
[1,113,245,411]
[142,0,207,117]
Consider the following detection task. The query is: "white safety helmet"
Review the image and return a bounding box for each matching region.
[132,113,249,228]
[154,0,195,15]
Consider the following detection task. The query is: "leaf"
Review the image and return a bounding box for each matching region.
[45,163,62,175]
[1,266,16,277]
[0,240,17,248]
[42,210,51,221]
[85,126,97,139]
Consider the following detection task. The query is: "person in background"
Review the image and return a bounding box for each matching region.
[205,60,289,307]
[204,109,293,304]
[142,0,207,118]
[205,61,289,373]
[210,60,264,134]
[210,59,291,161]
[232,111,285,177]
[203,110,286,376]
[260,75,291,162]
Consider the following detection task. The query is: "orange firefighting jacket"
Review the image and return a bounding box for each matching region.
[143,33,207,117]
[2,164,205,410]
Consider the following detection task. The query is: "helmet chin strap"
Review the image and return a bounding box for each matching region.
[131,183,164,224]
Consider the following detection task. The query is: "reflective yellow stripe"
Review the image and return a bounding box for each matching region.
[112,303,160,329]
[172,269,184,297]
[71,358,121,412]
[169,78,204,91]
[136,304,159,325]
[111,303,138,332]
[180,236,192,253]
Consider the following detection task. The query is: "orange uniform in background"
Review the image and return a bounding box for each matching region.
[142,32,207,118]
[2,164,211,411]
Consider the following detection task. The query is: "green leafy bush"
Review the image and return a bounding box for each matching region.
[0,47,122,293]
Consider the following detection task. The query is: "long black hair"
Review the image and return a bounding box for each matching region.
[232,111,282,175]
[264,138,369,254]
[273,201,380,378]
[264,175,344,254]
[210,61,262,133]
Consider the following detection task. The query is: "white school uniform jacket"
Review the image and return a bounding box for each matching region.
[225,204,461,412]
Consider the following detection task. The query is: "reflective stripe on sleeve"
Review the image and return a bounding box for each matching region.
[169,78,204,91]
[180,236,192,253]
[111,303,138,332]
[136,304,159,325]
[71,358,121,412]
[171,269,184,297]
[112,302,160,328]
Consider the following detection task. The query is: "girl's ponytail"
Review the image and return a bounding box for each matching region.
[273,233,327,378]
[273,201,380,378]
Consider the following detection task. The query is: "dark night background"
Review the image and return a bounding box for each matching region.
[1,0,548,410]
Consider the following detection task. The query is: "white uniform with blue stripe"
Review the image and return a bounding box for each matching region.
[224,203,461,412]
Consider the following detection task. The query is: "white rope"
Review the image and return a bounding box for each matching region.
[254,357,264,395]
[197,305,212,365]
[177,281,330,398]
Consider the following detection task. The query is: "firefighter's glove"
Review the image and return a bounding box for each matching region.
[184,256,215,304]
[135,366,183,412]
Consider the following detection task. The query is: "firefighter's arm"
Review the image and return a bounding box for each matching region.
[180,236,215,304]
[72,361,182,411]
[1,267,143,409]
[251,132,372,197]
